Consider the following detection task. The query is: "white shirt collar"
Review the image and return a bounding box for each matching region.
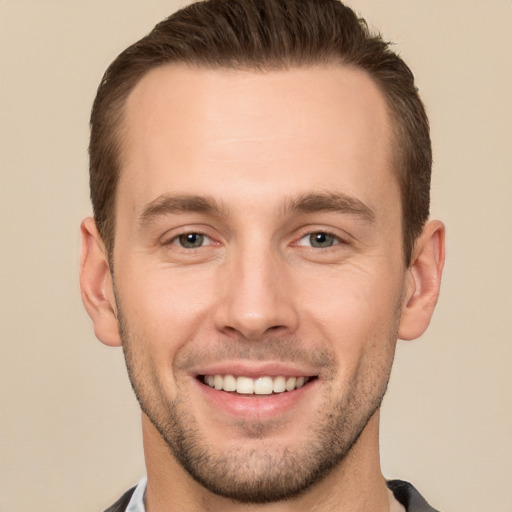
[126,476,147,512]
[125,475,406,512]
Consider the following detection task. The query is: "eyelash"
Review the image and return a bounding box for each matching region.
[167,231,216,249]
[294,230,347,249]
[164,228,347,251]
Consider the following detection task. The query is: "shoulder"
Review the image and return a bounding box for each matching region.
[387,480,442,512]
[102,486,136,512]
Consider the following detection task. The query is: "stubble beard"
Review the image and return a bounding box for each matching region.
[117,308,397,504]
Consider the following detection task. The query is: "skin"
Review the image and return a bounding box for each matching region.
[80,64,444,511]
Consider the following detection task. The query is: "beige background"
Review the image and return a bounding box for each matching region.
[1,1,511,511]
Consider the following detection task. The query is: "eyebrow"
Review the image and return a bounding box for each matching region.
[285,192,375,222]
[138,194,227,228]
[138,190,375,228]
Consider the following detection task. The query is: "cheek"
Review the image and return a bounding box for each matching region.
[115,265,217,351]
[298,264,403,363]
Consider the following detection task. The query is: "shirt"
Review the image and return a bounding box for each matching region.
[106,477,441,512]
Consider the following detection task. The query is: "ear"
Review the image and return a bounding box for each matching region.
[398,220,445,341]
[79,217,122,347]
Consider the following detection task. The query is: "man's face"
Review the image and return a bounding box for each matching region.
[112,64,408,501]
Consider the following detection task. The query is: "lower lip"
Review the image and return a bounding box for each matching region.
[194,378,317,419]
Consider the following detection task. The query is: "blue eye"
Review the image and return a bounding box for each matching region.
[175,233,210,248]
[299,232,339,248]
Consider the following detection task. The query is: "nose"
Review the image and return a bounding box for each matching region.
[213,244,299,340]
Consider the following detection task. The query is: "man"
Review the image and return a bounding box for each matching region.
[80,0,445,510]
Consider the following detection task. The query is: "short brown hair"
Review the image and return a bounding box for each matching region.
[89,0,431,265]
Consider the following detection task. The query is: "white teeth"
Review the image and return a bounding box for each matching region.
[203,374,310,394]
[236,376,254,394]
[285,377,296,391]
[272,376,286,393]
[254,377,273,395]
[222,374,236,392]
[214,375,223,390]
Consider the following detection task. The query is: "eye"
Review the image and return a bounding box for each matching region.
[173,232,212,249]
[298,232,340,248]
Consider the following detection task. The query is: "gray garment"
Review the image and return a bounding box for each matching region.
[103,479,441,512]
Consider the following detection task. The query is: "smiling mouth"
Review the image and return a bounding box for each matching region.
[200,374,316,395]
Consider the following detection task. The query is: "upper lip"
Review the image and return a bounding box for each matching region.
[191,361,317,379]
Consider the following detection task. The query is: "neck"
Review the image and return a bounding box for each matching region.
[142,411,391,512]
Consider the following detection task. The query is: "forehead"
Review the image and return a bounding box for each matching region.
[118,64,396,216]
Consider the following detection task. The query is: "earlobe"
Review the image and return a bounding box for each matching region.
[398,220,445,341]
[79,218,122,347]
